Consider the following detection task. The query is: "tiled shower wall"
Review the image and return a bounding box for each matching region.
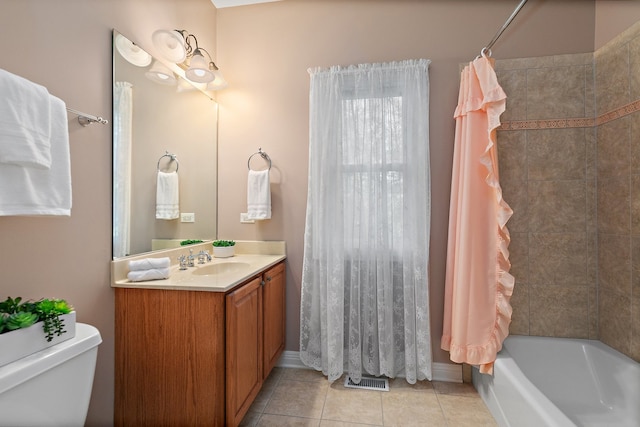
[494,21,640,363]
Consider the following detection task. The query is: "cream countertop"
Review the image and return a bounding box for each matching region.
[111,241,286,293]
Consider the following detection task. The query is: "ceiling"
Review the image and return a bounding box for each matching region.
[211,0,282,8]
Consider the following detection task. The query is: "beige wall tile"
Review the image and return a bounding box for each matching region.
[585,64,596,119]
[498,131,528,233]
[596,42,630,115]
[632,295,640,362]
[527,66,586,119]
[509,281,530,336]
[586,128,597,181]
[597,176,631,234]
[599,290,632,354]
[508,232,528,285]
[587,179,597,234]
[494,56,554,72]
[529,233,587,287]
[496,69,527,121]
[597,117,631,179]
[632,175,640,235]
[554,52,594,66]
[528,180,586,232]
[598,233,632,296]
[629,35,640,102]
[529,285,589,338]
[633,237,640,293]
[631,113,640,173]
[527,128,586,180]
[589,284,599,339]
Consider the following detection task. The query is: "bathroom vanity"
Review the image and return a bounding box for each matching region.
[111,242,286,426]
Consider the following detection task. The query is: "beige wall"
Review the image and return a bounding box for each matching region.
[595,0,640,49]
[2,1,639,426]
[0,1,217,425]
[215,0,596,366]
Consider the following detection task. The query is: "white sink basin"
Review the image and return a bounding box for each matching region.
[192,262,251,276]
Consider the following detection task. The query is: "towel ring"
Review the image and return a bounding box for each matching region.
[247,147,272,171]
[157,151,179,173]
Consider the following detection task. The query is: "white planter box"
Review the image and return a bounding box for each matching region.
[0,311,76,367]
[213,246,235,258]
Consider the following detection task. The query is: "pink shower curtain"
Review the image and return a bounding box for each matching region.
[441,56,514,375]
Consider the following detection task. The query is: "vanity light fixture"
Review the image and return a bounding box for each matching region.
[152,29,227,88]
[145,60,177,85]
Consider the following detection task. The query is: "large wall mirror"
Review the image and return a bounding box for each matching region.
[112,30,218,259]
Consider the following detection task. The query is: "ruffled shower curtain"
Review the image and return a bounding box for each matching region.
[300,59,432,384]
[113,82,133,258]
[441,56,514,374]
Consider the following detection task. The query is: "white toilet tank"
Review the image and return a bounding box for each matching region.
[0,323,102,427]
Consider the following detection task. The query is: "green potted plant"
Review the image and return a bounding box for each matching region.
[212,240,235,258]
[0,297,76,367]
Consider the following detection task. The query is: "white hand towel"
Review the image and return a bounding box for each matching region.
[0,95,71,216]
[127,267,170,282]
[128,257,171,271]
[156,171,179,220]
[0,68,52,169]
[247,169,271,220]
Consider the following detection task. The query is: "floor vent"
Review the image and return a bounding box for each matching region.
[344,376,389,392]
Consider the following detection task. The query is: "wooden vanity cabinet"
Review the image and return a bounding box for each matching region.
[115,261,286,427]
[262,262,286,379]
[225,276,263,426]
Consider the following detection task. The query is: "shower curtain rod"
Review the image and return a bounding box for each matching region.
[481,0,528,56]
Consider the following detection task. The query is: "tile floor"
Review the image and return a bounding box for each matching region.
[240,368,498,426]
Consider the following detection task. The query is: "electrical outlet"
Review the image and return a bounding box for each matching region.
[240,213,255,224]
[180,212,195,223]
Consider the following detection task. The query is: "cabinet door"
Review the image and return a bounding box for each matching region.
[226,276,263,427]
[115,288,225,427]
[262,262,286,379]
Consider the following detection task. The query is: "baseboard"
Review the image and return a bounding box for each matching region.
[276,351,463,383]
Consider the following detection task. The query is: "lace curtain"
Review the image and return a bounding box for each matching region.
[300,60,432,384]
[113,82,133,258]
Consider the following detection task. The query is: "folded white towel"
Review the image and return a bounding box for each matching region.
[0,95,72,216]
[128,257,171,271]
[247,169,271,220]
[0,69,52,169]
[156,171,179,220]
[127,268,170,282]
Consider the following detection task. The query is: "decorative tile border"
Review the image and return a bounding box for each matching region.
[499,99,640,131]
[595,99,640,126]
[500,118,594,130]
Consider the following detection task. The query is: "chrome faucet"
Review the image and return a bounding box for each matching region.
[197,250,212,264]
[188,249,195,267]
[178,255,189,270]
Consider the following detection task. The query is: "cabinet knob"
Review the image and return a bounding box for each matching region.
[261,280,265,286]
[266,276,272,281]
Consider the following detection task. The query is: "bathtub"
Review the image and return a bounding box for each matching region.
[472,335,640,427]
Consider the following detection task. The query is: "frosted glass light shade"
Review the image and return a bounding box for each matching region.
[152,29,187,63]
[115,34,152,67]
[185,51,214,83]
[207,70,229,91]
[145,61,177,85]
